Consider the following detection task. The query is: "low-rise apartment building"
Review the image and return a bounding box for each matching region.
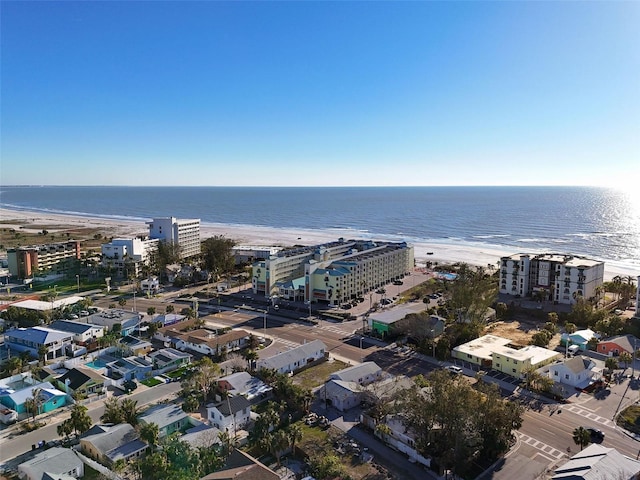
[101,237,159,277]
[8,241,81,279]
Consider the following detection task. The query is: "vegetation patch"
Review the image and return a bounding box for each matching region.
[141,378,163,387]
[292,359,348,390]
[617,404,640,434]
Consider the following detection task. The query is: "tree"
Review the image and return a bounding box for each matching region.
[2,356,22,376]
[286,423,303,455]
[191,357,220,403]
[120,398,140,426]
[605,357,619,372]
[140,422,160,450]
[619,351,633,369]
[564,322,577,334]
[242,350,259,370]
[118,297,127,307]
[522,366,554,393]
[447,264,498,326]
[147,307,156,316]
[309,453,348,480]
[530,331,552,347]
[101,397,124,424]
[547,312,559,325]
[165,304,175,314]
[25,387,46,423]
[69,404,92,435]
[37,345,49,365]
[200,236,236,280]
[572,427,591,450]
[151,241,181,280]
[57,419,74,441]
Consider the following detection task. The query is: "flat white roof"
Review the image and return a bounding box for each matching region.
[453,335,511,360]
[12,296,84,311]
[494,345,560,365]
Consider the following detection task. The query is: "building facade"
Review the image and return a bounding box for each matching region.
[147,217,201,259]
[252,239,414,306]
[8,241,81,279]
[499,253,604,305]
[101,237,159,277]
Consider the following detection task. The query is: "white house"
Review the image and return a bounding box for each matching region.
[216,372,272,403]
[256,340,327,375]
[329,362,383,386]
[207,395,251,433]
[49,320,105,345]
[545,356,602,389]
[18,447,84,480]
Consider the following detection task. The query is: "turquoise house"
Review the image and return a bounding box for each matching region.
[0,381,67,415]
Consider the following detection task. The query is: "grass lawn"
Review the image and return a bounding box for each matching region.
[293,359,348,390]
[617,404,640,434]
[166,366,188,379]
[141,378,162,387]
[83,465,103,480]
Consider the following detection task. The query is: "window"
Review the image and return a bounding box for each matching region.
[565,374,569,379]
[554,371,558,376]
[512,369,516,373]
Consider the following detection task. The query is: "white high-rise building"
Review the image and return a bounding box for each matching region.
[499,253,604,305]
[148,217,201,259]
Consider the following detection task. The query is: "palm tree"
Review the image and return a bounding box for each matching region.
[287,424,303,455]
[619,351,633,369]
[25,387,46,423]
[37,345,49,366]
[572,427,591,450]
[101,397,124,424]
[69,404,92,435]
[120,398,140,426]
[139,422,159,450]
[605,357,619,373]
[243,350,259,371]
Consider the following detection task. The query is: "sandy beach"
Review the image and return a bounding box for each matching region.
[1,207,637,281]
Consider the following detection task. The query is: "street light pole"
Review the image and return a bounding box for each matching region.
[263,310,267,338]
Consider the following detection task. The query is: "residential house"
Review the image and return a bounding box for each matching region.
[148,348,192,373]
[57,367,106,398]
[5,327,73,360]
[49,320,105,345]
[322,379,362,412]
[181,424,222,449]
[597,334,640,357]
[329,362,383,386]
[560,329,599,351]
[80,423,147,467]
[207,395,251,433]
[256,339,327,375]
[365,413,432,468]
[173,329,250,357]
[552,443,640,480]
[200,449,279,480]
[139,404,192,438]
[153,318,201,343]
[0,379,67,415]
[106,356,153,382]
[323,373,412,412]
[83,309,141,337]
[544,356,602,389]
[119,336,153,355]
[152,313,186,328]
[18,447,84,480]
[216,372,272,404]
[492,345,561,379]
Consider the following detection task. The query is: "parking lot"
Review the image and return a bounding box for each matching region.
[451,359,523,386]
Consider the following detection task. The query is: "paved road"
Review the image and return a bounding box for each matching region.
[0,382,181,468]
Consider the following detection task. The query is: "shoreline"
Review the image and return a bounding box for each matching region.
[1,207,638,281]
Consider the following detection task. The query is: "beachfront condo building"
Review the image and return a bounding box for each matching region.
[499,253,604,305]
[251,239,414,306]
[7,241,81,279]
[147,217,201,259]
[101,237,160,277]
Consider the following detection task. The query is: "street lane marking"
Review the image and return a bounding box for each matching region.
[516,432,565,460]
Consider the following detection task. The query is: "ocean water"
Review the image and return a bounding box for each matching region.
[1,186,639,271]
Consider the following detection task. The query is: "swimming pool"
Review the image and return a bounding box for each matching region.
[85,359,107,369]
[436,272,458,281]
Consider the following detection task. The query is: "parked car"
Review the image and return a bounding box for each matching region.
[376,288,386,294]
[445,365,463,375]
[393,280,403,286]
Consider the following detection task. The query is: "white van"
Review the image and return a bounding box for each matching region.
[568,344,580,356]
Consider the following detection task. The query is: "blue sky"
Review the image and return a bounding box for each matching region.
[1,1,638,187]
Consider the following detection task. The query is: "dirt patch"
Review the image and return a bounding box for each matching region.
[484,320,562,350]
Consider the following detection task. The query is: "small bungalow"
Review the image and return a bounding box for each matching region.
[256,339,327,375]
[148,348,192,372]
[18,447,84,480]
[207,395,251,432]
[139,403,192,438]
[330,362,384,386]
[152,313,186,327]
[200,449,279,480]
[0,381,67,415]
[180,423,222,449]
[560,329,599,351]
[57,367,107,398]
[173,329,250,357]
[544,356,602,389]
[80,423,147,466]
[367,303,433,338]
[597,334,640,357]
[84,309,141,337]
[119,335,153,356]
[216,372,272,404]
[365,413,432,468]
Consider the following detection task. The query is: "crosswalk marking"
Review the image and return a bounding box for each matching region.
[563,405,614,427]
[516,432,566,460]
